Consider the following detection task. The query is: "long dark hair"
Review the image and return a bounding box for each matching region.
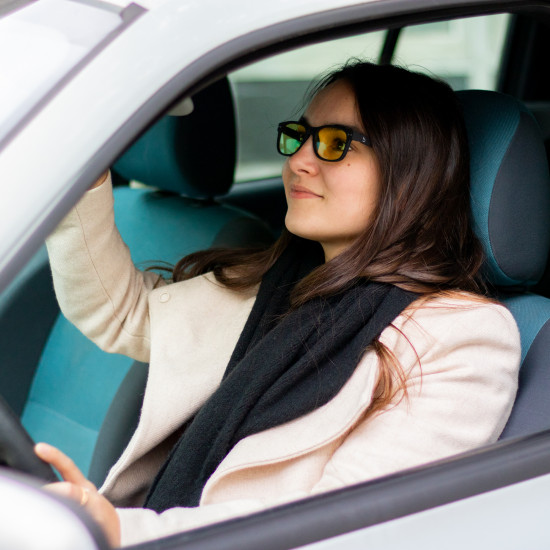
[168,61,487,415]
[172,61,485,304]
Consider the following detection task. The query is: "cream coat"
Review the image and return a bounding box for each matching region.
[45,178,520,546]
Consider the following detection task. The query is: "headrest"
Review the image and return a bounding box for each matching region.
[113,77,236,198]
[457,90,550,287]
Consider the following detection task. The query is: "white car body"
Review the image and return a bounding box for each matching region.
[1,0,550,548]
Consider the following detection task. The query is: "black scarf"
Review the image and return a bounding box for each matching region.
[144,238,417,512]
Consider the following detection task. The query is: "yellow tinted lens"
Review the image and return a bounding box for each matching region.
[317,127,348,160]
[280,123,306,155]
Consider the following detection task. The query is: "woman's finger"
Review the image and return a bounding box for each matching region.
[43,480,87,503]
[90,170,109,190]
[44,479,121,546]
[34,443,94,489]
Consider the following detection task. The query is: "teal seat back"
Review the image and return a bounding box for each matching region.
[458,90,550,438]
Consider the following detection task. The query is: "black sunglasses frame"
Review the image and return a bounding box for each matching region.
[277,120,371,162]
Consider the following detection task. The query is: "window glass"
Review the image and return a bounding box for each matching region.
[230,14,510,183]
[393,14,510,90]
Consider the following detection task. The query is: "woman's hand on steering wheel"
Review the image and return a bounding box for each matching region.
[35,443,121,548]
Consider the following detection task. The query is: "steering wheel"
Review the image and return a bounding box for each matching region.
[0,394,57,482]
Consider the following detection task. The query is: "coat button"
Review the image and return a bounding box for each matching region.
[159,292,170,303]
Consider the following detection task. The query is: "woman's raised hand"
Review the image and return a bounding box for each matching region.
[90,170,109,190]
[34,443,121,547]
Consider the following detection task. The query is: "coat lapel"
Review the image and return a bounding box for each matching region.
[103,274,380,502]
[202,351,379,498]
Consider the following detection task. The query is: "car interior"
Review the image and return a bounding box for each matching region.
[1,5,550,546]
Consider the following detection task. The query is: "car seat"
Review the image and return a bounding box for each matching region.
[457,90,550,439]
[0,77,273,485]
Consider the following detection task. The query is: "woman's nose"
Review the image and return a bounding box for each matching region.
[287,137,320,175]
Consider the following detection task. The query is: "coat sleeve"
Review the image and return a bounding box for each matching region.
[310,298,520,491]
[45,175,164,362]
[114,299,520,546]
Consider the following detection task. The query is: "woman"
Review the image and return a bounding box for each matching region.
[37,61,520,547]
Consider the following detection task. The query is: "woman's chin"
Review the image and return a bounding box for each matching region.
[285,215,322,239]
[285,223,321,243]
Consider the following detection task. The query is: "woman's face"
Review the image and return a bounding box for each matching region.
[282,80,381,261]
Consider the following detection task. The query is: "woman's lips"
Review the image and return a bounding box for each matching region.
[290,185,322,199]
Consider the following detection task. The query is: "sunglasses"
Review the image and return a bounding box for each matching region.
[277,120,371,162]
